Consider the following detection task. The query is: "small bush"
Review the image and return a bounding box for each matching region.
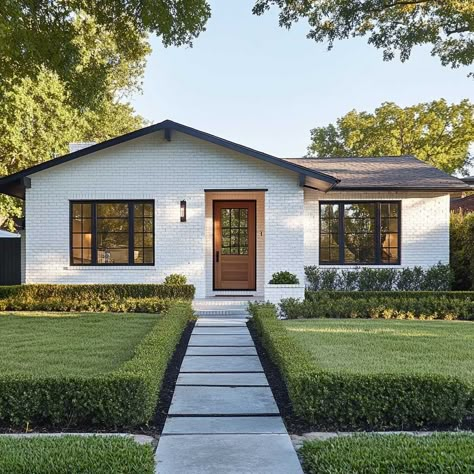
[0,436,155,474]
[269,271,299,284]
[0,302,194,428]
[163,273,187,285]
[249,304,473,430]
[300,433,474,474]
[304,264,453,291]
[281,292,474,320]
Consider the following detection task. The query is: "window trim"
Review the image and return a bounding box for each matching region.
[319,200,401,266]
[70,200,155,266]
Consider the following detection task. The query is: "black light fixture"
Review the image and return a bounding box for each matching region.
[180,200,187,222]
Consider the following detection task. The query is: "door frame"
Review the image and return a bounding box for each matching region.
[212,199,257,291]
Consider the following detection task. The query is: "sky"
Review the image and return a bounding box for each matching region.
[130,0,473,159]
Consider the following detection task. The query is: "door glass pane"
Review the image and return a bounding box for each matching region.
[221,207,249,255]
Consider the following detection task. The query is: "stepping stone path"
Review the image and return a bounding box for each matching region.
[155,306,303,474]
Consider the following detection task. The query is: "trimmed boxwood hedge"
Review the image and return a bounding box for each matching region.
[249,303,473,430]
[300,433,474,474]
[0,283,195,301]
[0,302,193,428]
[0,436,155,474]
[0,284,195,312]
[280,291,474,320]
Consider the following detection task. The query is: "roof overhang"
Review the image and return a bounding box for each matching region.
[0,120,339,199]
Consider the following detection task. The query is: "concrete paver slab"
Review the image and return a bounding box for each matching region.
[196,319,247,327]
[162,416,286,435]
[168,386,279,415]
[155,434,303,474]
[177,372,268,386]
[180,355,263,373]
[189,335,253,346]
[185,346,257,356]
[193,327,250,335]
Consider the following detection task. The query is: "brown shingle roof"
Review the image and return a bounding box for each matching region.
[451,195,474,213]
[284,155,470,191]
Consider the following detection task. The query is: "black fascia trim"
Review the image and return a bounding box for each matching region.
[0,120,339,187]
[333,186,471,192]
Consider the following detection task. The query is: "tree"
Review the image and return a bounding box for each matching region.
[253,1,474,72]
[0,68,145,230]
[450,211,474,290]
[308,100,474,174]
[0,1,211,107]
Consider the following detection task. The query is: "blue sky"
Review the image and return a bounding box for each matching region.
[130,0,473,158]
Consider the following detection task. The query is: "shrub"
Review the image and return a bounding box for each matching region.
[300,433,474,474]
[451,211,474,290]
[249,304,473,430]
[0,302,194,428]
[304,264,453,291]
[269,271,300,284]
[163,273,187,285]
[0,283,195,312]
[0,436,155,474]
[281,292,474,320]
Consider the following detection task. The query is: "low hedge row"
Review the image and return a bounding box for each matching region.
[0,302,193,428]
[0,436,155,474]
[306,290,474,300]
[0,283,195,301]
[300,433,474,474]
[249,303,473,430]
[0,296,176,313]
[281,293,474,320]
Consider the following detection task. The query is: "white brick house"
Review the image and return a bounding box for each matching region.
[0,120,469,302]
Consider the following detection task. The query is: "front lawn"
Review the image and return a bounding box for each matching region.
[300,433,474,474]
[0,436,154,474]
[282,319,474,380]
[0,312,158,376]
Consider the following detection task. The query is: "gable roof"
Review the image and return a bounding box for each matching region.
[284,156,471,191]
[0,120,339,199]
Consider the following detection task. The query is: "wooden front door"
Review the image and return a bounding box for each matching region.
[214,201,256,290]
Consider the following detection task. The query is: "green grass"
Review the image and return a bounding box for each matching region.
[300,433,474,473]
[0,312,158,376]
[0,436,155,474]
[283,319,474,380]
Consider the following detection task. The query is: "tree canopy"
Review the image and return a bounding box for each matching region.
[253,0,474,72]
[0,1,211,107]
[308,99,474,174]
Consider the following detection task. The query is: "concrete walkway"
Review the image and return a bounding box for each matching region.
[155,307,303,474]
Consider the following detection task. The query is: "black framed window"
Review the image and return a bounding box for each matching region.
[71,200,154,266]
[319,201,400,265]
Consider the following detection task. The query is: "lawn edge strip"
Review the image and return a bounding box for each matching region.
[249,303,473,431]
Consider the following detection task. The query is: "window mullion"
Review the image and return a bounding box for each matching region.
[338,203,344,265]
[92,203,97,265]
[375,203,381,265]
[129,202,134,265]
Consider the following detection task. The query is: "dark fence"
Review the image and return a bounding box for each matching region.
[0,238,21,285]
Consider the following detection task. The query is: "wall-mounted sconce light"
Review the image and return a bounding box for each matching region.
[180,200,187,222]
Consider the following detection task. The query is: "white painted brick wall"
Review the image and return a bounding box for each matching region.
[304,189,450,270]
[24,131,303,299]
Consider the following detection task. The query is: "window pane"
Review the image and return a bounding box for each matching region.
[97,218,129,232]
[134,203,144,217]
[97,232,129,248]
[143,203,153,217]
[144,248,154,264]
[72,234,82,248]
[344,203,376,264]
[134,218,144,232]
[72,248,82,264]
[134,233,144,247]
[83,248,92,263]
[134,250,144,264]
[143,233,153,247]
[97,203,128,218]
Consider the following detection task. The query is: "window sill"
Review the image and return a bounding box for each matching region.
[64,266,156,271]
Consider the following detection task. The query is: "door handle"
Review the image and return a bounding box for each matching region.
[216,251,219,263]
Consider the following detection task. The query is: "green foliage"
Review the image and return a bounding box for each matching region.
[253,1,474,72]
[164,274,188,285]
[307,100,474,174]
[0,436,155,474]
[281,292,474,321]
[249,304,473,430]
[451,211,474,290]
[300,434,474,474]
[269,271,300,284]
[304,264,453,291]
[0,302,193,428]
[0,2,210,108]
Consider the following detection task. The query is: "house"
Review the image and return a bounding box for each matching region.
[0,120,469,302]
